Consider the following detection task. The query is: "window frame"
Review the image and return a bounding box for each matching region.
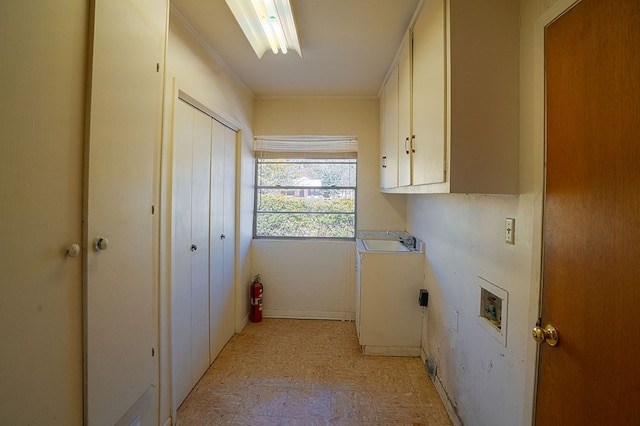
[253,157,358,240]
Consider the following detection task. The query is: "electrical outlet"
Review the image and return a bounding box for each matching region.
[505,218,515,245]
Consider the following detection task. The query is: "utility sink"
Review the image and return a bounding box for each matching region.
[362,239,410,252]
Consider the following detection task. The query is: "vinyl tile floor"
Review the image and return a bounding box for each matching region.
[177,318,452,426]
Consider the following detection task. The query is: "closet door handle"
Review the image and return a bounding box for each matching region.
[190,244,198,252]
[405,136,410,154]
[411,135,416,153]
[94,237,109,252]
[220,234,225,240]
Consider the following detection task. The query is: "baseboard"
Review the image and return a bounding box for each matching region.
[432,374,463,426]
[361,345,421,357]
[237,313,249,333]
[162,417,171,426]
[114,385,155,426]
[263,309,355,321]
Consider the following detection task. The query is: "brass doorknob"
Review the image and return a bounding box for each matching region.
[532,324,559,347]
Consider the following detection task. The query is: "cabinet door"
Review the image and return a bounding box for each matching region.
[380,64,399,189]
[397,31,412,187]
[411,0,446,186]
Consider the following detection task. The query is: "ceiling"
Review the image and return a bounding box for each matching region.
[170,0,422,97]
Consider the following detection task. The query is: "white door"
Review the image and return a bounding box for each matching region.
[221,125,237,341]
[209,120,236,361]
[84,0,166,423]
[0,2,86,424]
[171,99,195,408]
[171,99,212,409]
[190,108,213,379]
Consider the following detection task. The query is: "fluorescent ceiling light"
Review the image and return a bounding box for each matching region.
[226,0,302,58]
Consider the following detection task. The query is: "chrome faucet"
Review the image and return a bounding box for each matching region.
[387,231,416,249]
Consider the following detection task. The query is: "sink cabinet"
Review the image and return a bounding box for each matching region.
[355,247,424,356]
[379,0,519,194]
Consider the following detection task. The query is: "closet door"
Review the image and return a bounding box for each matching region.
[209,120,236,361]
[190,110,211,380]
[171,100,211,409]
[171,99,196,408]
[84,0,166,423]
[221,125,236,338]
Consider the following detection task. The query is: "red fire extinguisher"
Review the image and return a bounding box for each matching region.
[250,274,263,323]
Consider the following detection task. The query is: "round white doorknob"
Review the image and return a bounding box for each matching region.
[95,237,109,251]
[66,243,81,257]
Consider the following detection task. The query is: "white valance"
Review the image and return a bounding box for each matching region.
[254,135,357,158]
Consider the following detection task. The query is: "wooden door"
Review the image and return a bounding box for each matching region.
[536,0,640,423]
[85,0,166,423]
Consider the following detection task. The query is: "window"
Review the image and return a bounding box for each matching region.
[253,136,357,239]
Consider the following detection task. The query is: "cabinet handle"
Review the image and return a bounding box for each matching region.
[382,156,387,168]
[220,234,226,240]
[411,135,416,153]
[405,136,410,154]
[191,244,198,251]
[66,243,81,258]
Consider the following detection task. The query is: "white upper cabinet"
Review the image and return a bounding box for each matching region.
[379,0,519,194]
[411,0,446,187]
[380,63,399,189]
[397,32,412,187]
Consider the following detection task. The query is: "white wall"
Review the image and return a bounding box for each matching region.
[252,97,406,318]
[160,6,256,423]
[409,194,531,425]
[408,1,572,425]
[253,240,356,319]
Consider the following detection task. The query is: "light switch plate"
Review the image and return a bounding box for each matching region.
[505,218,515,244]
